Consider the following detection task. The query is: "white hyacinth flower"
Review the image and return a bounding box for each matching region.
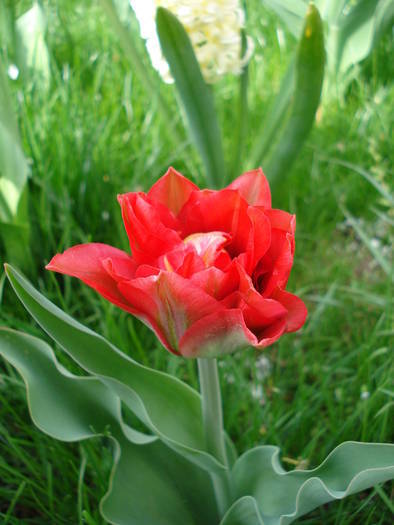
[129,0,254,83]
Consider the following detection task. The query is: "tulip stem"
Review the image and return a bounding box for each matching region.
[197,357,232,517]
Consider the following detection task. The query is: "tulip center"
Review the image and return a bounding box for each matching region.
[184,231,231,267]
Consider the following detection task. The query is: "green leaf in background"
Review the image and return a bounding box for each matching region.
[261,0,305,37]
[98,0,184,145]
[0,60,32,272]
[335,0,394,77]
[0,327,139,442]
[230,443,394,524]
[16,1,50,90]
[0,62,29,221]
[5,264,228,474]
[0,4,17,59]
[102,437,218,525]
[249,60,294,171]
[0,328,218,525]
[253,4,325,183]
[156,7,226,188]
[261,0,393,99]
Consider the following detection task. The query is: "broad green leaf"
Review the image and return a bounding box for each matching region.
[156,7,226,188]
[261,0,305,37]
[262,1,392,99]
[220,496,263,525]
[0,327,152,444]
[0,62,29,221]
[0,328,218,525]
[372,0,394,46]
[232,443,394,524]
[337,0,393,76]
[264,4,325,183]
[102,437,219,525]
[16,2,50,89]
[5,264,228,473]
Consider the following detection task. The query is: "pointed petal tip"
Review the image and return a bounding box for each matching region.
[45,254,60,272]
[148,167,199,215]
[227,167,271,208]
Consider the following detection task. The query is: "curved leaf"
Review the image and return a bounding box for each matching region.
[0,328,218,525]
[0,327,153,444]
[103,437,218,525]
[220,496,263,525]
[232,443,394,524]
[156,7,226,188]
[5,264,227,473]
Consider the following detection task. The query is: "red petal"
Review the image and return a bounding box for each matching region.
[254,229,294,296]
[102,256,137,282]
[184,231,231,267]
[241,207,271,273]
[255,319,287,348]
[134,264,161,278]
[118,192,181,265]
[117,275,159,320]
[178,189,251,257]
[119,271,220,354]
[272,288,308,332]
[190,264,239,300]
[236,264,287,328]
[227,168,271,208]
[265,208,295,233]
[179,309,256,358]
[148,167,199,215]
[46,243,136,313]
[117,275,178,354]
[158,243,205,277]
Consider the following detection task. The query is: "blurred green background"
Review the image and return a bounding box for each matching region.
[0,0,393,523]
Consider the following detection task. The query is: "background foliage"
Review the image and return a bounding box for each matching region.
[0,0,393,523]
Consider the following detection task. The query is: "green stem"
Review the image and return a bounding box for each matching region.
[197,358,232,517]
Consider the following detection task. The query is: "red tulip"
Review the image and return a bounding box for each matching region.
[46,168,307,357]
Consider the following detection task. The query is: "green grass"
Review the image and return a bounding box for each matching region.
[0,1,393,523]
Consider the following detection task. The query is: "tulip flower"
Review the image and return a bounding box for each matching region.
[47,168,307,358]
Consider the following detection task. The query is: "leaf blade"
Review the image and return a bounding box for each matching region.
[0,62,30,221]
[232,442,394,524]
[5,264,226,473]
[0,328,218,525]
[156,7,226,187]
[264,4,325,183]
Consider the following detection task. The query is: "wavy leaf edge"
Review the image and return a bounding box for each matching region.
[233,442,394,523]
[4,264,228,473]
